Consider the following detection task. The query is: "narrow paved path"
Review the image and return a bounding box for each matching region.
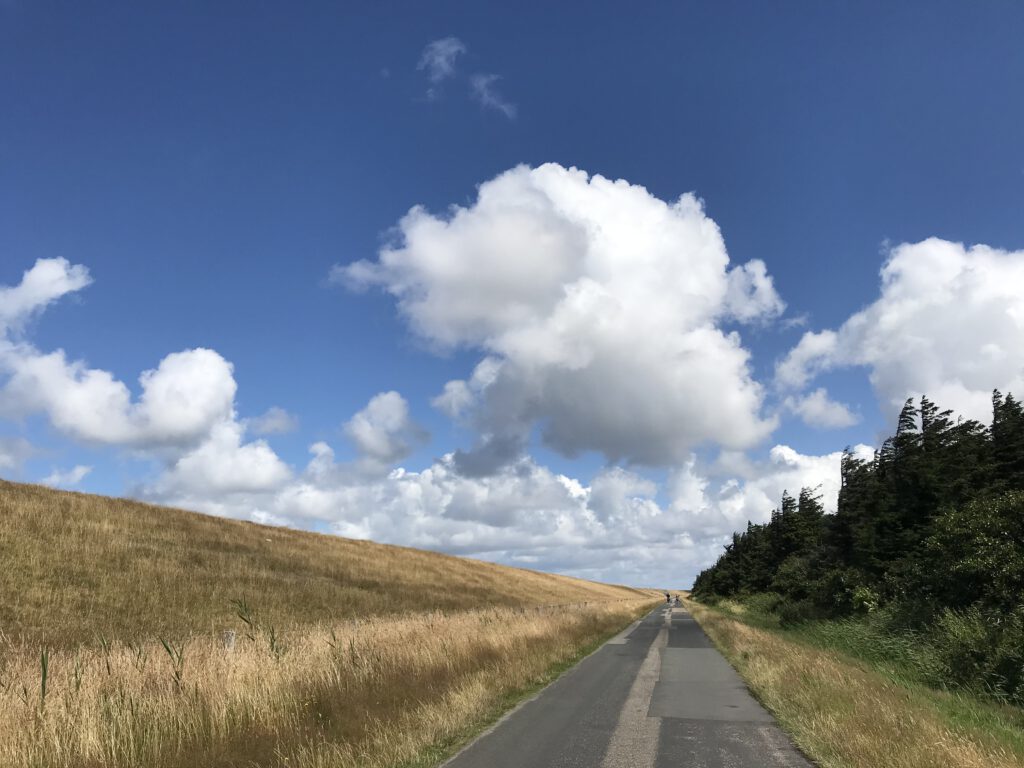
[444,605,811,768]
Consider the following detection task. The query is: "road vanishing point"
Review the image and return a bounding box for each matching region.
[445,605,812,768]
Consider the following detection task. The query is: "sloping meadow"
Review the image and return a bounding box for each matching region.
[0,480,646,648]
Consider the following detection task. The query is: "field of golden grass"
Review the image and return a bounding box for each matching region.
[0,480,659,766]
[686,597,1024,768]
[1,601,654,768]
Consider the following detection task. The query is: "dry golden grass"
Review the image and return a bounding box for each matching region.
[0,479,649,647]
[0,601,655,768]
[686,597,1024,768]
[0,480,658,766]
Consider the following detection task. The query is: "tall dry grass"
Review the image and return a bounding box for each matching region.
[0,601,656,767]
[686,597,1024,768]
[0,479,649,648]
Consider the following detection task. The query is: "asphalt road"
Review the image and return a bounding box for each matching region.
[444,604,812,768]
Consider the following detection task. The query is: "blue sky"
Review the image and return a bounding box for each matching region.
[2,2,1023,586]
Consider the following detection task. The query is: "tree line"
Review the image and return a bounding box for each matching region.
[692,391,1024,702]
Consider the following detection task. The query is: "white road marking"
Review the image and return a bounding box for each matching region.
[601,611,668,768]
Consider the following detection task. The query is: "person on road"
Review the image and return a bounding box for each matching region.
[665,592,671,603]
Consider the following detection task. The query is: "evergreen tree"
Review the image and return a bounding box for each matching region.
[993,391,1024,491]
[795,486,825,551]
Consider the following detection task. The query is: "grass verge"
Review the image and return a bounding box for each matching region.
[685,596,1024,768]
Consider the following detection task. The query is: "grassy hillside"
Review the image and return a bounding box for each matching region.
[0,479,647,648]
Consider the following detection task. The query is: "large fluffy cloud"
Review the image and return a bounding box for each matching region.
[778,238,1024,422]
[336,164,784,468]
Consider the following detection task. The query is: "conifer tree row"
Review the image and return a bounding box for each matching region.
[693,389,1024,621]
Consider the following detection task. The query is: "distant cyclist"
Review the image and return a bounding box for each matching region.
[665,592,671,603]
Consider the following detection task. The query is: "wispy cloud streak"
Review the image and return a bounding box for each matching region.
[470,74,517,119]
[417,37,465,98]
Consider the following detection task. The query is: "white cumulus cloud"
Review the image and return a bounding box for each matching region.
[0,258,293,505]
[0,259,238,448]
[0,258,92,335]
[335,163,785,469]
[777,238,1024,422]
[1,345,236,447]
